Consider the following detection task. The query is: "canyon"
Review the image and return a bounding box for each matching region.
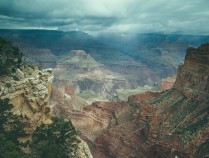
[1,30,209,157]
[2,29,209,85]
[55,43,209,157]
[2,29,209,105]
[52,49,159,105]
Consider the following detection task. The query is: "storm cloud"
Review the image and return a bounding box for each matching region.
[0,0,209,35]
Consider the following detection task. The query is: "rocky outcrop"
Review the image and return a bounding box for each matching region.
[57,43,209,158]
[174,43,209,99]
[0,66,53,135]
[76,138,94,158]
[53,50,128,103]
[55,100,133,142]
[160,76,176,91]
[51,80,88,111]
[0,65,93,158]
[56,91,160,157]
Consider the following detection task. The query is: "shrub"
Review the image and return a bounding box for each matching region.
[0,99,29,158]
[5,83,12,88]
[31,117,78,158]
[0,38,23,76]
[12,75,20,81]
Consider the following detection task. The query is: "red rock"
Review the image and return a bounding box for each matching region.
[160,76,176,91]
[54,43,209,158]
[65,85,74,95]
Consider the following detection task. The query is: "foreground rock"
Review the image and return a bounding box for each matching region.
[0,66,53,136]
[0,65,93,158]
[57,43,209,157]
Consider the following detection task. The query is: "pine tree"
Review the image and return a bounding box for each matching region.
[0,38,23,75]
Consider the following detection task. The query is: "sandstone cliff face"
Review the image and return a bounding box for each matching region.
[0,65,93,158]
[57,43,209,158]
[0,66,53,135]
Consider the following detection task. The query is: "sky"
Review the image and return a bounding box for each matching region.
[0,0,209,35]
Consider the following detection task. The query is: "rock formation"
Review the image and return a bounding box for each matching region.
[0,65,53,136]
[160,76,176,91]
[53,50,129,103]
[52,79,88,111]
[174,43,209,99]
[57,43,209,157]
[0,65,93,158]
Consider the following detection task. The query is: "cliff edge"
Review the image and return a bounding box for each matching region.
[0,65,93,158]
[58,43,209,158]
[174,43,209,99]
[0,65,53,136]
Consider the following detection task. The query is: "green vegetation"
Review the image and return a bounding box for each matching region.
[173,101,209,145]
[31,117,78,158]
[195,139,209,158]
[5,82,12,88]
[0,38,79,157]
[0,98,79,158]
[116,86,159,101]
[160,95,185,115]
[78,90,108,103]
[171,99,200,130]
[79,90,97,99]
[12,74,20,81]
[0,38,23,75]
[176,111,209,136]
[0,99,28,158]
[149,89,176,104]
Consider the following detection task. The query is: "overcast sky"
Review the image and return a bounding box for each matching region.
[0,0,209,35]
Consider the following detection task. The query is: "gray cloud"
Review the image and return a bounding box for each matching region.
[0,0,209,35]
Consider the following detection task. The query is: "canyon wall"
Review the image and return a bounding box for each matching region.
[174,43,209,99]
[0,66,53,136]
[57,43,209,158]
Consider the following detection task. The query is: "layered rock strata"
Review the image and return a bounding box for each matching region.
[57,43,209,157]
[174,43,209,99]
[0,66,53,135]
[0,65,93,158]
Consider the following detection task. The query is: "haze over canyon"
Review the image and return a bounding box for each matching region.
[0,29,209,158]
[0,0,209,157]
